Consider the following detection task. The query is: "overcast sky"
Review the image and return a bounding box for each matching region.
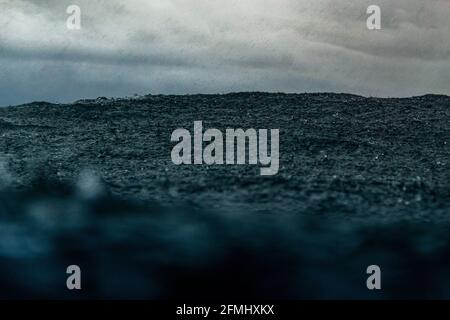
[1,0,449,105]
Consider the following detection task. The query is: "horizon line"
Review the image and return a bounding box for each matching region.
[4,91,450,108]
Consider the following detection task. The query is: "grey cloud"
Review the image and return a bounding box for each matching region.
[0,45,198,68]
[291,0,450,60]
[0,0,449,106]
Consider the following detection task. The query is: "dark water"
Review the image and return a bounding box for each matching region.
[0,93,450,299]
[1,179,450,299]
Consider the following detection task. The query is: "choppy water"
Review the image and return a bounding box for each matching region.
[1,93,450,298]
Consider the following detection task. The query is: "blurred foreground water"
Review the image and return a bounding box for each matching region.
[1,174,450,299]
